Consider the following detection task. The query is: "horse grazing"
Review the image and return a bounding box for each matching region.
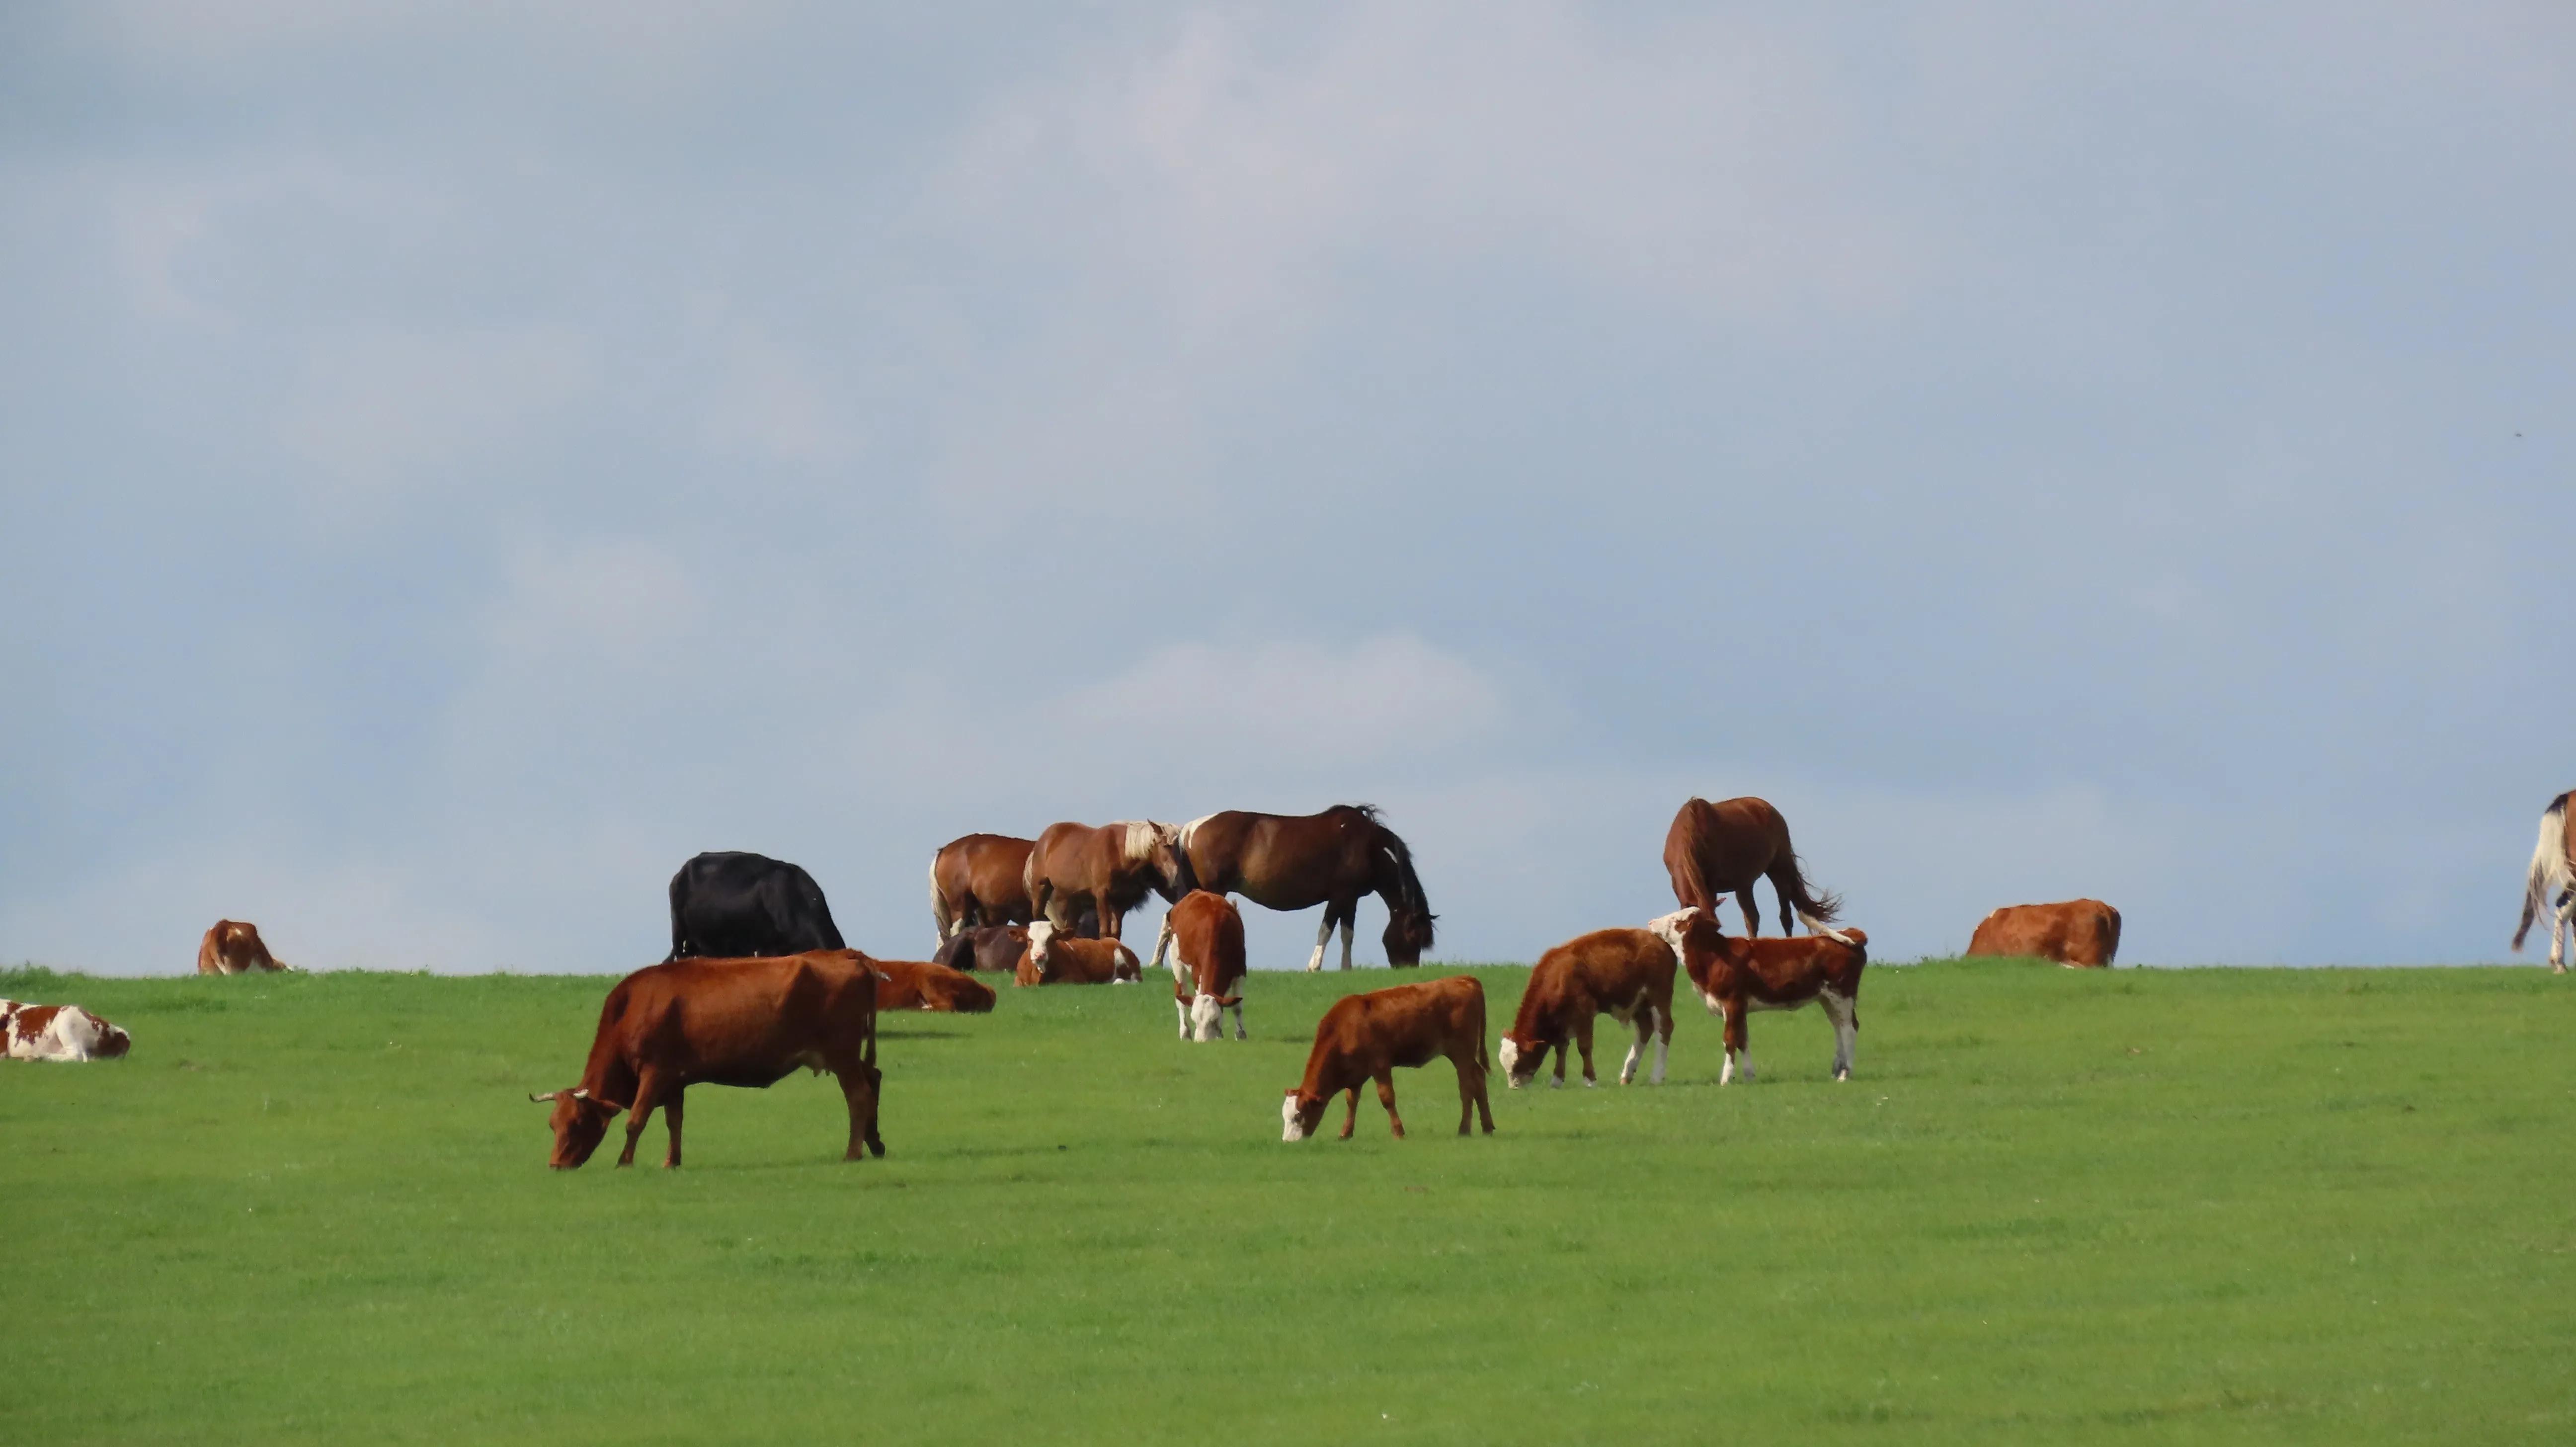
[2513,790,2576,972]
[1662,796,1844,938]
[929,833,1036,938]
[1023,821,1194,941]
[1166,804,1436,971]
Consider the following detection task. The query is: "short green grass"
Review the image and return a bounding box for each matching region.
[3,960,2571,1445]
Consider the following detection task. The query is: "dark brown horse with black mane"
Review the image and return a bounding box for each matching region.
[1662,796,1847,939]
[1165,805,1435,970]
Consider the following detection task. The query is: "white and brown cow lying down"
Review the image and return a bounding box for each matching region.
[864,955,997,1013]
[1966,899,2121,968]
[2,1000,133,1062]
[1499,923,1678,1089]
[1651,907,1867,1084]
[1013,921,1142,986]
[530,952,884,1169]
[1283,975,1493,1141]
[197,919,289,974]
[1155,890,1247,1041]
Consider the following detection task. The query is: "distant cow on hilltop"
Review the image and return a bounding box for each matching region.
[1966,900,2122,968]
[198,920,288,974]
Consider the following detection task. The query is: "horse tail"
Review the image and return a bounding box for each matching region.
[1774,850,1848,938]
[1376,822,1435,950]
[2514,793,2572,951]
[929,851,953,939]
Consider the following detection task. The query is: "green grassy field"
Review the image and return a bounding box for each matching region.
[3,959,2571,1445]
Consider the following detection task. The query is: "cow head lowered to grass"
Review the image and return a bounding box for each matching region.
[529,1087,622,1169]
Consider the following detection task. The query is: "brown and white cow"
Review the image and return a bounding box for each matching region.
[1154,889,1247,1041]
[2,1000,133,1062]
[528,952,884,1169]
[1023,820,1194,941]
[1653,907,1866,1085]
[932,924,1031,974]
[1282,975,1494,1140]
[1013,920,1143,986]
[197,919,288,974]
[1499,924,1678,1089]
[1965,899,2122,968]
[866,956,998,1013]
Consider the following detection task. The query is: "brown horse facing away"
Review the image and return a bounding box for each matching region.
[1163,804,1435,971]
[929,833,1036,939]
[1662,796,1846,939]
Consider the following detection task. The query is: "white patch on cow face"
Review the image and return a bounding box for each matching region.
[1189,993,1222,1041]
[1496,1036,1522,1081]
[1282,1094,1307,1141]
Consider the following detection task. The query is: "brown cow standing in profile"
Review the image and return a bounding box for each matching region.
[865,956,998,1013]
[929,833,1037,938]
[1283,975,1494,1141]
[1965,900,2122,968]
[1155,890,1247,1041]
[197,920,288,974]
[1498,923,1678,1089]
[1013,920,1142,986]
[1653,906,1866,1085]
[1662,796,1843,938]
[529,952,884,1169]
[1023,820,1194,941]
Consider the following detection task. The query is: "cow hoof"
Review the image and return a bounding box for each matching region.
[1834,1070,1851,1082]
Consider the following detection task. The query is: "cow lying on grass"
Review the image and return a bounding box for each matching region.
[1499,922,1677,1088]
[1014,920,1141,986]
[530,952,884,1169]
[197,919,289,974]
[866,955,997,1013]
[3,1000,132,1062]
[1965,899,2121,968]
[1652,907,1866,1084]
[1283,975,1493,1141]
[1155,890,1246,1041]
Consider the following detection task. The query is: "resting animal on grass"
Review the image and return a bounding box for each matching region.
[197,919,289,974]
[1282,975,1493,1141]
[1965,899,2121,968]
[529,952,883,1169]
[865,955,997,1013]
[1155,890,1247,1041]
[1652,907,1866,1084]
[2,1000,132,1062]
[1499,922,1678,1089]
[932,924,1032,974]
[1013,920,1141,986]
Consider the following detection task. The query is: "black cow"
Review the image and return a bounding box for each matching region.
[666,852,846,960]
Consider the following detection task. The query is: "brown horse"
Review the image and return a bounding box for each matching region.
[1662,796,1846,938]
[1022,820,1194,941]
[929,833,1036,938]
[1165,804,1435,971]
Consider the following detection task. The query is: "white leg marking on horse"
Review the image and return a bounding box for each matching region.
[1307,915,1332,973]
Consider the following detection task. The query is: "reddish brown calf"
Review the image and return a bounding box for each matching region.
[1014,921,1142,986]
[1654,907,1866,1085]
[867,956,997,1013]
[1965,899,2121,968]
[1283,975,1493,1141]
[1500,926,1677,1089]
[1155,890,1248,1041]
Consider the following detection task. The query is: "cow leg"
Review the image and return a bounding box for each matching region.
[1230,999,1246,1041]
[1736,888,1763,938]
[1575,1015,1599,1087]
[1650,1004,1671,1085]
[1340,1087,1362,1140]
[1549,1039,1567,1089]
[1175,996,1192,1039]
[839,1064,885,1160]
[1717,1002,1747,1086]
[1469,1056,1495,1133]
[661,1087,685,1168]
[1820,988,1857,1081]
[619,1070,670,1167]
[1454,1055,1478,1134]
[1373,1071,1405,1138]
[1619,1012,1649,1086]
[1306,912,1334,973]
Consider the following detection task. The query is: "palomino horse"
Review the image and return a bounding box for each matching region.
[1164,804,1436,971]
[1022,821,1194,941]
[1661,796,1847,939]
[2513,790,2576,972]
[929,833,1036,938]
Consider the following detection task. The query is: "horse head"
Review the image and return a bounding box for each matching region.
[1381,908,1437,966]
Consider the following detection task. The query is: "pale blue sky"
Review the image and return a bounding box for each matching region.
[4,3,2570,972]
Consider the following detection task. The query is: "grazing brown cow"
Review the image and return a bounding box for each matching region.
[1154,890,1247,1041]
[1662,796,1843,938]
[1499,924,1678,1089]
[197,919,288,974]
[867,956,998,1013]
[1653,907,1866,1085]
[1023,820,1194,941]
[932,924,1030,974]
[1014,920,1143,986]
[1966,899,2122,968]
[930,833,1038,938]
[2,1000,132,1062]
[528,952,884,1169]
[1167,805,1436,970]
[1282,975,1494,1141]
[2513,791,2576,971]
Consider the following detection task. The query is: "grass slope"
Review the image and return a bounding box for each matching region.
[2,960,2571,1445]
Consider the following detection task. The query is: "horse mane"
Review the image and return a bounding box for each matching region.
[1368,815,1435,949]
[1336,802,1384,823]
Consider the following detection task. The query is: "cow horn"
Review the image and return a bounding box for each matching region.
[529,1090,560,1103]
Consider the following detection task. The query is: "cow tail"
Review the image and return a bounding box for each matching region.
[1474,984,1490,1074]
[2514,795,2570,950]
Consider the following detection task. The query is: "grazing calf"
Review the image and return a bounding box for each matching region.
[1014,920,1142,986]
[1154,890,1247,1041]
[1653,907,1866,1085]
[197,919,288,974]
[932,924,1030,974]
[1499,925,1677,1089]
[1966,899,2121,968]
[2,1000,132,1062]
[866,956,997,1013]
[529,952,883,1169]
[1283,975,1494,1141]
